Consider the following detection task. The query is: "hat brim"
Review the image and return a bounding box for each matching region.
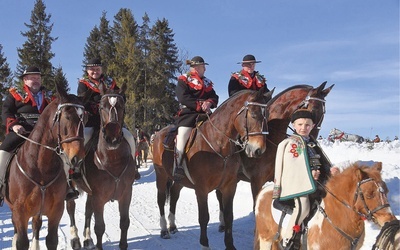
[237,60,262,64]
[191,62,209,66]
[20,72,42,79]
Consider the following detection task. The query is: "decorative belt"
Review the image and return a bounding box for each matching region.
[19,113,40,119]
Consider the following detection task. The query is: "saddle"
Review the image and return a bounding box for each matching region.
[163,114,209,150]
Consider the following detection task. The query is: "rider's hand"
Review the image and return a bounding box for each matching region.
[12,125,26,134]
[201,101,212,114]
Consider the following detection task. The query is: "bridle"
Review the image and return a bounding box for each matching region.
[16,103,86,154]
[296,91,326,130]
[316,178,391,249]
[99,93,125,139]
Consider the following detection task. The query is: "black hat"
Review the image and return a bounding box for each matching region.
[186,56,209,67]
[291,109,315,123]
[84,58,103,67]
[238,54,261,64]
[20,66,42,79]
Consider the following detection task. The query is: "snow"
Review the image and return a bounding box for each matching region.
[0,140,399,249]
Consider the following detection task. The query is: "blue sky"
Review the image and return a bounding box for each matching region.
[1,0,399,139]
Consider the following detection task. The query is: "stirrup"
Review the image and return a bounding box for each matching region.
[66,188,79,201]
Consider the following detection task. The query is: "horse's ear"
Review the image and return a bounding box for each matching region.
[321,83,335,97]
[264,87,275,100]
[119,82,127,95]
[99,82,106,95]
[372,162,383,172]
[55,81,68,102]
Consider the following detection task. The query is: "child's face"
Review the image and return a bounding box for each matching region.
[292,118,315,137]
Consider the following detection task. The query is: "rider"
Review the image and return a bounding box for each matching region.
[272,109,340,249]
[173,56,219,181]
[0,66,75,204]
[228,54,270,97]
[77,58,137,176]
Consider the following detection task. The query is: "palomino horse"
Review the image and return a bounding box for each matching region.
[254,162,396,250]
[67,82,137,250]
[5,82,86,250]
[328,128,365,143]
[215,82,334,231]
[152,89,272,249]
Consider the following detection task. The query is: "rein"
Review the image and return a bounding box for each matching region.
[316,178,391,249]
[197,100,268,188]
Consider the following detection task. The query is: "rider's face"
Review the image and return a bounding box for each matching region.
[87,66,103,80]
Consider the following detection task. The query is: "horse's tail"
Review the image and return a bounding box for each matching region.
[165,179,173,204]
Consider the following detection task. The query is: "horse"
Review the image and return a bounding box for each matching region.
[4,82,86,250]
[66,82,137,250]
[254,162,396,250]
[152,88,273,249]
[372,219,400,250]
[328,128,364,143]
[137,137,149,166]
[214,82,333,232]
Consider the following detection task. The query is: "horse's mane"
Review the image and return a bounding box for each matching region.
[266,84,312,106]
[326,162,381,192]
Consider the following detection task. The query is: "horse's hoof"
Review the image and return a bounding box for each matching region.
[83,239,96,249]
[218,225,225,232]
[70,238,82,250]
[169,225,178,234]
[160,230,170,239]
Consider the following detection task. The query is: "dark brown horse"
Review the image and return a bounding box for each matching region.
[254,162,396,250]
[213,82,334,231]
[67,82,137,250]
[152,89,273,250]
[5,83,86,250]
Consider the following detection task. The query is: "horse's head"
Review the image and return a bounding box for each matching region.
[266,81,334,138]
[44,81,86,169]
[98,82,127,148]
[328,162,396,227]
[229,88,273,157]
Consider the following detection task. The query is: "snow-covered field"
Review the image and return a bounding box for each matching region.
[0,140,399,249]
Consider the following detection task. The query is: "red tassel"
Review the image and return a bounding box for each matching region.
[293,224,301,233]
[68,169,74,175]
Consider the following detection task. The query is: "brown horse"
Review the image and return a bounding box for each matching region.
[152,89,273,249]
[254,162,396,250]
[5,83,86,250]
[216,82,334,231]
[67,82,137,250]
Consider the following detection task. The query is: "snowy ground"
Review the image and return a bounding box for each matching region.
[0,140,399,249]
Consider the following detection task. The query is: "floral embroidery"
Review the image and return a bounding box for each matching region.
[231,70,266,89]
[290,143,299,157]
[179,72,214,91]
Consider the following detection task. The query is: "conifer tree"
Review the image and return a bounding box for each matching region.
[53,66,69,92]
[0,44,12,140]
[16,0,57,91]
[110,8,140,131]
[146,18,180,129]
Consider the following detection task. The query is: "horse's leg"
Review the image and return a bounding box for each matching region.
[92,199,106,250]
[219,184,237,250]
[12,208,30,250]
[155,166,171,239]
[215,190,225,232]
[168,182,183,234]
[118,189,133,250]
[45,202,64,250]
[195,189,211,249]
[83,195,96,249]
[66,199,82,249]
[31,215,42,250]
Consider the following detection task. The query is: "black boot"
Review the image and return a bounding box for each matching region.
[65,180,79,201]
[173,166,185,182]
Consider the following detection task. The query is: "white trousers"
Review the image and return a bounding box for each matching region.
[175,127,192,166]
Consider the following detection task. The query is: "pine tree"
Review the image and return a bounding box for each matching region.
[110,8,140,131]
[16,0,57,91]
[0,44,13,140]
[146,18,180,129]
[53,66,69,93]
